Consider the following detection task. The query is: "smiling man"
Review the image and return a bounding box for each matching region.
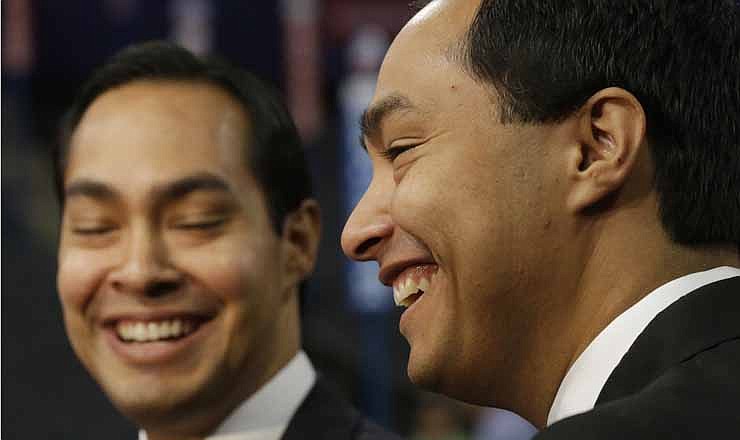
[341,0,740,438]
[55,41,400,440]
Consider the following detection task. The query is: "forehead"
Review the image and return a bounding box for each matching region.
[371,0,483,114]
[66,80,253,189]
[406,0,479,42]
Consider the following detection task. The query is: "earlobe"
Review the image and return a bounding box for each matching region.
[566,88,646,213]
[280,199,321,293]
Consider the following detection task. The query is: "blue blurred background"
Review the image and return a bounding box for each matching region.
[1,1,537,439]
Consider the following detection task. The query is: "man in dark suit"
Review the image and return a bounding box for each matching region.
[54,41,400,440]
[340,0,739,437]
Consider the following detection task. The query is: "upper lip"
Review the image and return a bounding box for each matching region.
[378,257,437,287]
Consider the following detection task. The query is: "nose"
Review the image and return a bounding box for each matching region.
[108,225,183,297]
[341,178,394,261]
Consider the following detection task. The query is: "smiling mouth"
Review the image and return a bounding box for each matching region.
[114,317,207,343]
[393,265,438,308]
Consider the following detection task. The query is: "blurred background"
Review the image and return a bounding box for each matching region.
[1,0,537,438]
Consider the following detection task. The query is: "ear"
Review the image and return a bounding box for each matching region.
[279,199,321,292]
[566,87,647,213]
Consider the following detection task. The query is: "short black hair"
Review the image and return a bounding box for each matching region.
[457,0,740,246]
[55,41,311,234]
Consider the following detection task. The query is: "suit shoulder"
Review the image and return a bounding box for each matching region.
[354,418,404,440]
[283,376,402,440]
[535,338,740,440]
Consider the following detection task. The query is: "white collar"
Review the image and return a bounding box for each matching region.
[547,266,740,426]
[139,350,317,440]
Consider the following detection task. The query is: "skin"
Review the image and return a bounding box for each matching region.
[57,80,320,440]
[341,0,739,428]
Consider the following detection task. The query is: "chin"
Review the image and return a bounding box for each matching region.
[405,345,448,393]
[109,381,183,414]
[407,363,437,390]
[95,368,204,426]
[407,363,476,405]
[406,348,494,406]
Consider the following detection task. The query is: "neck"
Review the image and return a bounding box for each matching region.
[513,198,738,428]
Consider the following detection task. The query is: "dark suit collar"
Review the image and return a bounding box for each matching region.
[597,275,740,404]
[281,375,363,440]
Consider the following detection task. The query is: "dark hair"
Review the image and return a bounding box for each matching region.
[55,41,311,234]
[457,0,740,246]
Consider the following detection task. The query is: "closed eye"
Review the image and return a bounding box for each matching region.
[175,219,226,230]
[378,144,419,161]
[72,225,115,235]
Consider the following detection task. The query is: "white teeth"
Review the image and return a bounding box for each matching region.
[119,324,131,340]
[116,318,197,342]
[393,274,433,307]
[172,319,182,336]
[393,286,402,306]
[160,321,171,338]
[147,322,157,339]
[135,322,146,341]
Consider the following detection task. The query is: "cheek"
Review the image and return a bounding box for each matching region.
[57,250,107,312]
[392,157,520,318]
[185,252,250,301]
[392,157,499,265]
[181,240,279,303]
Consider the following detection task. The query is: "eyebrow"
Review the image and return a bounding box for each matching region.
[64,180,117,201]
[64,172,233,205]
[359,93,418,150]
[156,173,232,203]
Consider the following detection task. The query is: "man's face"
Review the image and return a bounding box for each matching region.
[342,0,577,404]
[58,81,299,425]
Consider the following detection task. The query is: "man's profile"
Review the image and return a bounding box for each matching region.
[341,0,739,437]
[55,41,400,440]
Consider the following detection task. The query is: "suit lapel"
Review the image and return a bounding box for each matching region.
[281,376,362,440]
[597,276,740,404]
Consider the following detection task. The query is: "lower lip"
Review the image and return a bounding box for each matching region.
[104,320,214,365]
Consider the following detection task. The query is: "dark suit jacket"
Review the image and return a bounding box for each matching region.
[282,376,403,440]
[536,275,740,439]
